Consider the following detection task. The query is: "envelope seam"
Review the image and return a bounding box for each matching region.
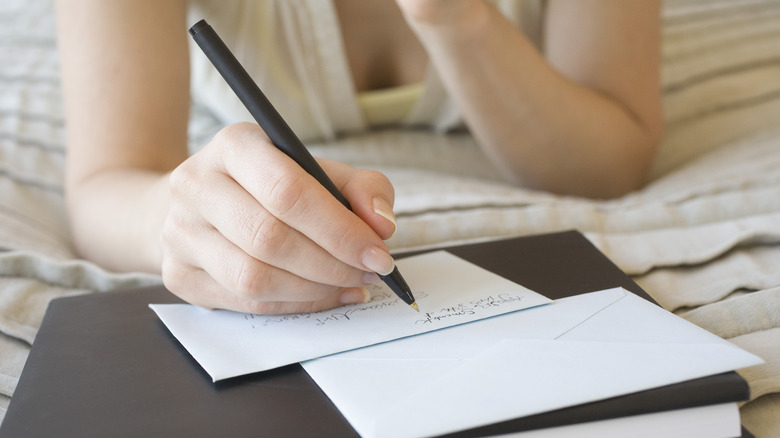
[553,293,626,340]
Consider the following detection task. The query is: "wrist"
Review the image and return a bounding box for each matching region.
[400,0,490,39]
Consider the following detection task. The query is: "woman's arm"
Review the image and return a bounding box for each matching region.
[56,0,190,272]
[399,0,663,198]
[56,0,398,314]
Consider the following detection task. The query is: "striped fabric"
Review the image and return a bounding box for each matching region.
[0,0,778,435]
[0,0,163,420]
[656,0,780,178]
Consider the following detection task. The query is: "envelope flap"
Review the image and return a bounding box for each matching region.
[557,290,742,345]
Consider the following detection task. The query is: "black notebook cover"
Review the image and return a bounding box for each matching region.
[0,231,751,437]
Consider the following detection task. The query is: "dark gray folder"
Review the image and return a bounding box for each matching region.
[0,231,751,437]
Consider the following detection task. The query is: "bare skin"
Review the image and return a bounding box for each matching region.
[55,0,662,314]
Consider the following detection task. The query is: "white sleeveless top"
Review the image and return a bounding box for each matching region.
[187,0,544,142]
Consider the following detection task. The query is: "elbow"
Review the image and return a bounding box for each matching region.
[579,131,663,200]
[499,129,663,200]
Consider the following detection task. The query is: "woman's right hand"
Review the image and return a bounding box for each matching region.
[161,122,399,314]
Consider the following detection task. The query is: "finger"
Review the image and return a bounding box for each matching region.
[174,162,371,288]
[163,261,368,314]
[323,159,397,240]
[166,219,354,304]
[243,287,371,315]
[217,123,396,276]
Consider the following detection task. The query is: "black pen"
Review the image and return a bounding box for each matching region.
[189,19,418,311]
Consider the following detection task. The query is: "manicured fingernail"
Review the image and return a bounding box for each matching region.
[361,246,395,276]
[340,287,371,304]
[373,197,397,236]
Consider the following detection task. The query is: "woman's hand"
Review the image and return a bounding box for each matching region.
[161,122,398,314]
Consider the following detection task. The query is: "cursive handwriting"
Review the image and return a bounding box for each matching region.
[315,292,398,325]
[470,293,525,309]
[244,290,524,329]
[246,289,428,328]
[415,293,524,325]
[244,312,314,329]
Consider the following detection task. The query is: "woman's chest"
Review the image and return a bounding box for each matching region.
[333,0,428,92]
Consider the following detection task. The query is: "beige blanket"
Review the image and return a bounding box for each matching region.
[1,0,778,435]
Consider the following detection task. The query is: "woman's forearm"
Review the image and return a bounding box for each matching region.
[403,1,663,198]
[67,169,171,273]
[56,0,189,273]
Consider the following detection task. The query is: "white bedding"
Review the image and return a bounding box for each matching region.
[1,0,779,436]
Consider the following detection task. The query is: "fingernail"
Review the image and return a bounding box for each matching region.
[373,197,397,236]
[361,246,395,276]
[340,287,371,304]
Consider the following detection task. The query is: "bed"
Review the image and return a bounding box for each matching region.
[1,0,778,435]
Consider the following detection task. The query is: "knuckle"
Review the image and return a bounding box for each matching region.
[247,215,288,256]
[167,165,189,195]
[213,122,265,156]
[161,257,190,295]
[160,206,194,250]
[168,161,203,199]
[328,223,353,254]
[266,172,307,217]
[233,257,271,299]
[363,168,392,187]
[213,122,257,145]
[160,218,180,248]
[354,168,393,194]
[210,122,266,166]
[160,263,215,310]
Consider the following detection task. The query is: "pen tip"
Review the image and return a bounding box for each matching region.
[411,302,419,312]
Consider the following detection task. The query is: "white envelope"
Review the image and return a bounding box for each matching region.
[302,288,764,438]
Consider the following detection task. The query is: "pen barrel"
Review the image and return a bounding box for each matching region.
[189,20,351,210]
[379,267,414,305]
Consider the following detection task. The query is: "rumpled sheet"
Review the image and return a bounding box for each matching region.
[1,0,778,436]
